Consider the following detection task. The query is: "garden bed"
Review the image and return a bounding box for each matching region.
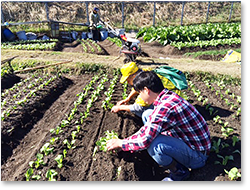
[1,69,241,181]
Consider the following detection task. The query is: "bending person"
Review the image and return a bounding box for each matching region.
[107,71,211,181]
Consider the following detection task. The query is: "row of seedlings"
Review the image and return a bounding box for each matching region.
[1,73,60,125]
[24,71,110,181]
[186,77,241,180]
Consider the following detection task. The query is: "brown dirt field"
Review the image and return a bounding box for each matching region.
[1,38,241,181]
[1,69,241,181]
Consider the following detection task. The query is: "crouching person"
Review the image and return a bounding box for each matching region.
[107,71,211,181]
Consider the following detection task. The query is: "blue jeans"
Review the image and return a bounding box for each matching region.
[147,134,208,169]
[142,107,154,124]
[130,104,154,118]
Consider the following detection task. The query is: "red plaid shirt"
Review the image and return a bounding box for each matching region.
[122,89,211,152]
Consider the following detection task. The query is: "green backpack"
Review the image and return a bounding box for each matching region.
[154,66,188,90]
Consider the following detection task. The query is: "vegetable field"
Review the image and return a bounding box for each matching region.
[1,14,241,181]
[1,67,241,181]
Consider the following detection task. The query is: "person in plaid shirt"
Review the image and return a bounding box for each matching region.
[107,71,211,181]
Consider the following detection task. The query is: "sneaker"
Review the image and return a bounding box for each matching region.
[162,165,190,181]
[162,177,173,181]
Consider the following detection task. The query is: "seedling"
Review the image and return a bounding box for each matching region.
[96,130,119,152]
[71,130,78,140]
[40,142,54,155]
[205,104,211,110]
[76,125,81,133]
[223,121,229,128]
[221,127,234,137]
[63,139,76,149]
[25,168,34,181]
[236,96,241,104]
[232,135,240,146]
[55,154,63,169]
[29,153,45,169]
[46,169,58,181]
[92,146,98,158]
[208,107,214,116]
[50,137,59,145]
[202,98,208,105]
[50,126,63,135]
[31,175,41,180]
[61,119,70,128]
[211,139,221,153]
[213,115,221,123]
[224,167,241,180]
[225,88,230,95]
[122,82,128,99]
[236,107,241,116]
[197,95,203,102]
[215,154,234,166]
[63,149,67,158]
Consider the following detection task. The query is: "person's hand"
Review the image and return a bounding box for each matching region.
[111,105,120,113]
[117,98,129,106]
[106,139,122,151]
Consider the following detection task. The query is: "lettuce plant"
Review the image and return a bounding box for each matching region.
[96,130,119,152]
[224,167,241,180]
[55,154,63,169]
[46,169,58,181]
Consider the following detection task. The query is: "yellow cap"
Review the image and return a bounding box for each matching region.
[120,62,139,83]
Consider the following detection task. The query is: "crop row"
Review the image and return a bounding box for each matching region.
[1,42,56,50]
[80,39,102,53]
[137,22,241,45]
[185,76,241,180]
[1,39,58,45]
[1,74,59,123]
[25,72,105,180]
[24,70,120,181]
[170,37,241,50]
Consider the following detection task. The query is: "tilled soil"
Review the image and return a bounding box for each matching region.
[1,71,241,181]
[52,37,240,61]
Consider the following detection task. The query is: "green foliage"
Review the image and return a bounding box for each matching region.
[46,169,58,181]
[224,167,241,180]
[137,22,241,45]
[1,41,57,50]
[40,142,54,156]
[215,154,234,166]
[96,130,119,152]
[55,154,63,169]
[107,37,122,47]
[25,168,34,181]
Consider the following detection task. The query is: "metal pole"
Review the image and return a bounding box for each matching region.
[86,2,89,25]
[1,7,5,24]
[122,2,124,28]
[181,2,185,26]
[229,2,234,22]
[153,2,156,26]
[45,2,50,21]
[206,1,210,23]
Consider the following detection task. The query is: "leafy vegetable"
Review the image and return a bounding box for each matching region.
[55,154,63,169]
[46,169,58,181]
[96,130,119,152]
[40,142,54,156]
[224,167,241,180]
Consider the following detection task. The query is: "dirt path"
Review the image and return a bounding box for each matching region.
[1,49,241,78]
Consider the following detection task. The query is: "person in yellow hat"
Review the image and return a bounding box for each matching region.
[111,62,185,123]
